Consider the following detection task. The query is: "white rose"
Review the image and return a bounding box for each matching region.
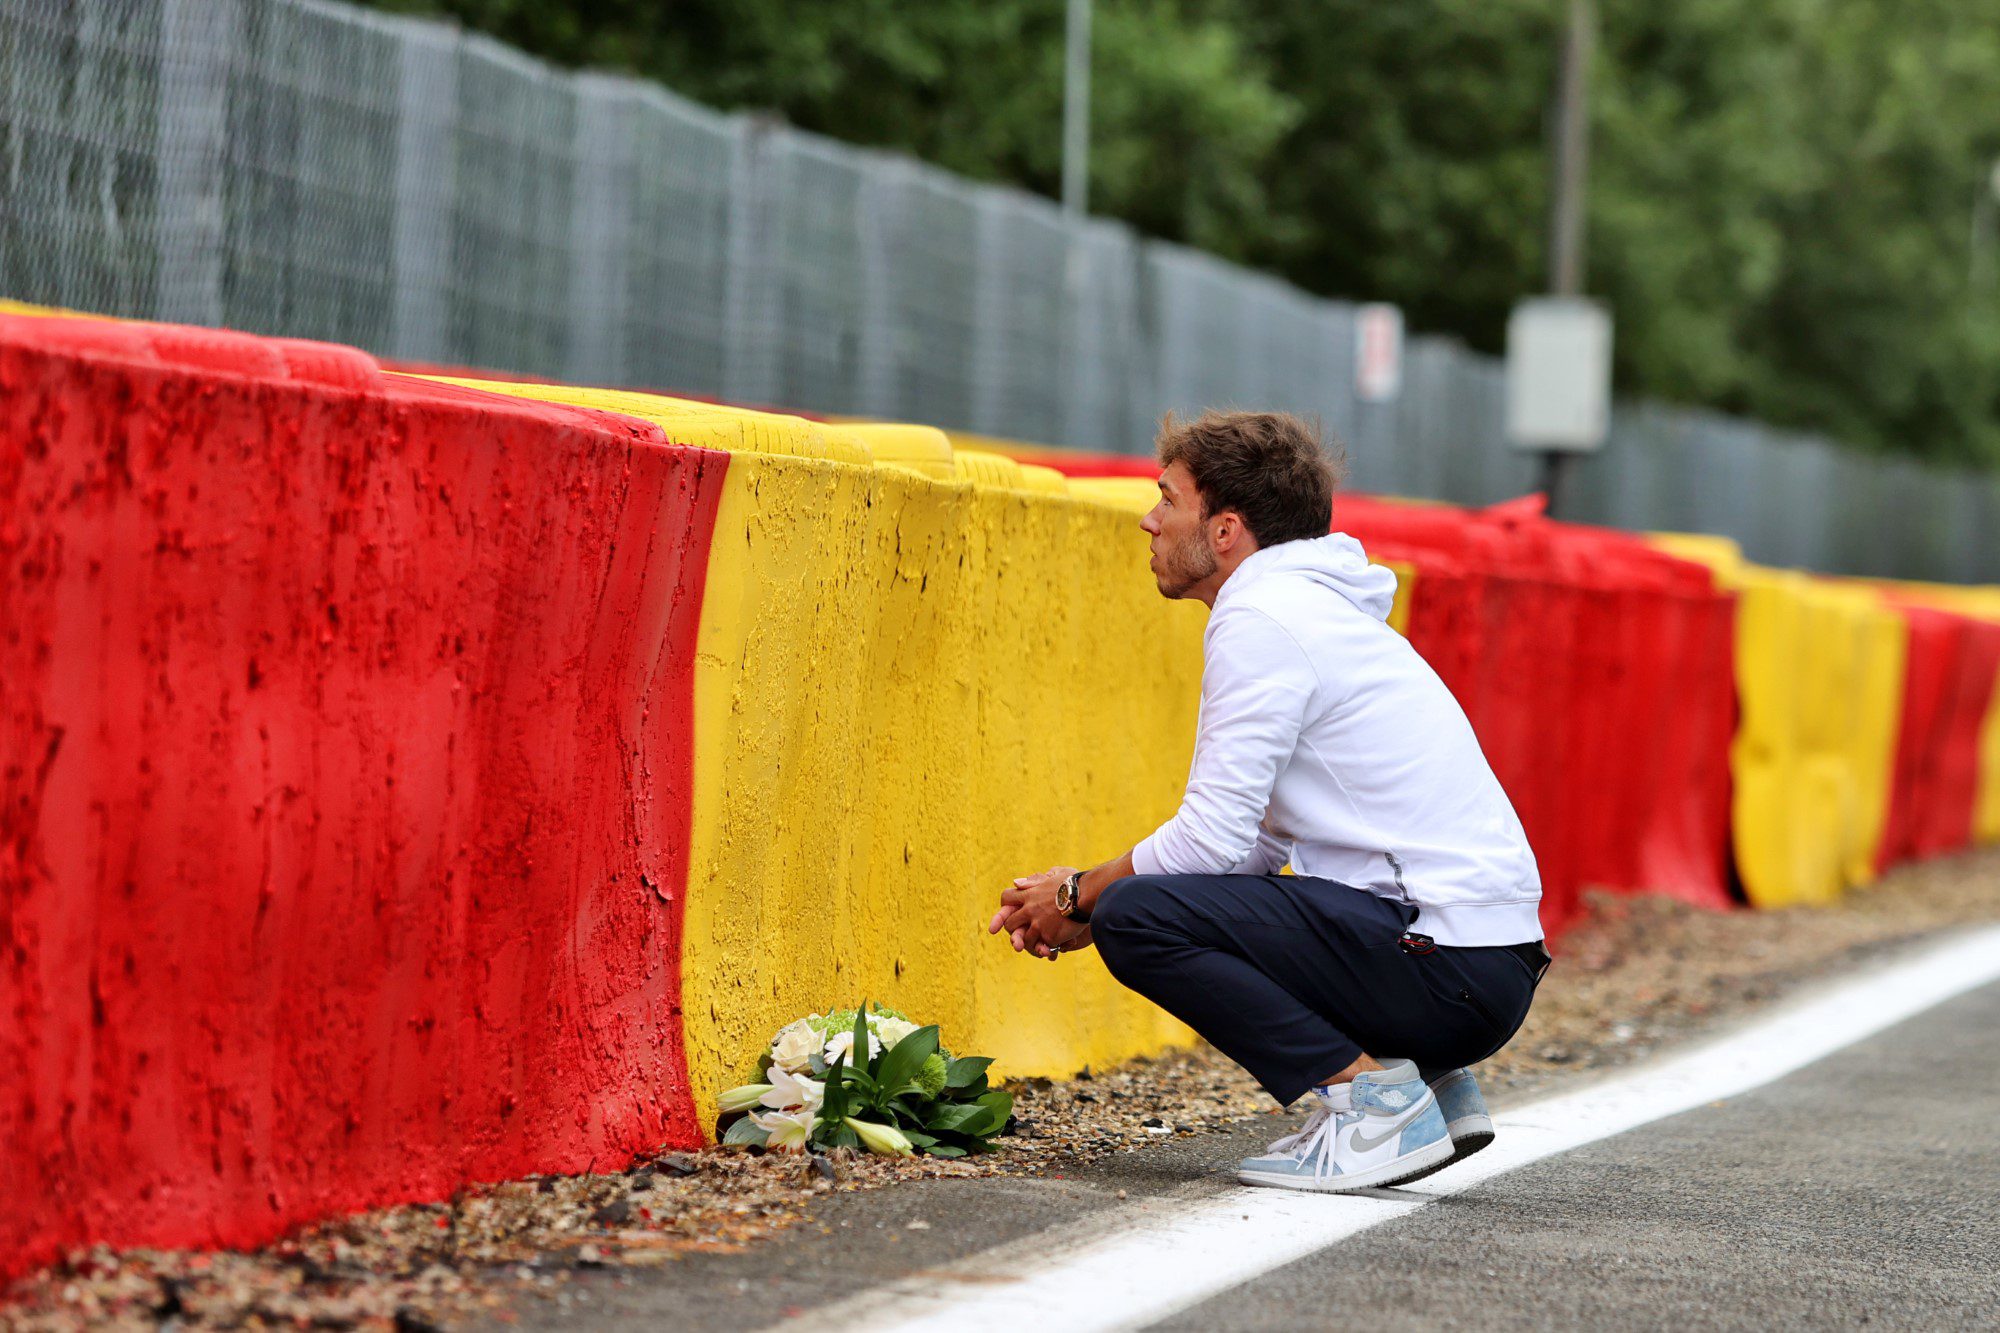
[872,1016,920,1049]
[770,1021,818,1073]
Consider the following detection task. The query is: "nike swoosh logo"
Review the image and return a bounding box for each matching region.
[1349,1104,1424,1152]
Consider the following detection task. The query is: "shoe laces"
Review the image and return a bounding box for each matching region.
[1267,1098,1357,1180]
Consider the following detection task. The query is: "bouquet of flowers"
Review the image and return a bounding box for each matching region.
[715,1003,1013,1158]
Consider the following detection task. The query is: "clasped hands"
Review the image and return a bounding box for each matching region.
[987,865,1093,962]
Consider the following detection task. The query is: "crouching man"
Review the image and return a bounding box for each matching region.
[990,410,1549,1193]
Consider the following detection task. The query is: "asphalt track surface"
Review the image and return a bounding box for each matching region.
[495,977,2000,1332]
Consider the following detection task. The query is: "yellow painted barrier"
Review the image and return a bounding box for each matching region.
[1066,477,1156,514]
[1829,586,1908,885]
[1968,591,2000,843]
[1982,677,2000,846]
[1738,573,1905,905]
[0,298,91,319]
[1653,536,1907,907]
[951,448,1027,491]
[844,423,955,479]
[1017,462,1071,496]
[680,450,1211,1128]
[407,376,873,464]
[946,427,1089,462]
[1379,560,1416,638]
[1649,533,1745,587]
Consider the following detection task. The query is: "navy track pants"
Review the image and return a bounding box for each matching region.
[1092,873,1547,1106]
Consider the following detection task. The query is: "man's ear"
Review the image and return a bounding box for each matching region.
[1211,510,1247,553]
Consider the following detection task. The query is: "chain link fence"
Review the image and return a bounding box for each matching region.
[4,0,1993,580]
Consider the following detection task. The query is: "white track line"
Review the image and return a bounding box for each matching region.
[804,922,2000,1333]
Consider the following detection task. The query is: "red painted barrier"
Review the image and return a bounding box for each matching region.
[1000,448,1162,479]
[1333,496,1738,933]
[0,319,725,1279]
[1878,602,2000,868]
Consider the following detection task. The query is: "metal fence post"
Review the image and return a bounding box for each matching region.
[155,0,242,327]
[390,19,457,364]
[854,155,904,419]
[722,115,779,407]
[568,73,634,387]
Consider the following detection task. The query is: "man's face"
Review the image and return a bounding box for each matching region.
[1140,462,1218,600]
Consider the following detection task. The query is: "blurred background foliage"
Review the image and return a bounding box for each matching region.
[370,0,2000,466]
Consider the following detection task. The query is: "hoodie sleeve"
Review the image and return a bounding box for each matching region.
[1132,606,1319,876]
[1228,826,1293,877]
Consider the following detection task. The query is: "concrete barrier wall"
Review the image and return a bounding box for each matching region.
[1876,599,2000,869]
[682,451,1208,1121]
[412,379,1324,1124]
[1645,542,1910,910]
[1737,575,1907,906]
[8,306,2000,1282]
[1886,586,2000,849]
[1983,676,2000,846]
[1045,459,2000,920]
[0,317,728,1276]
[1325,496,1740,934]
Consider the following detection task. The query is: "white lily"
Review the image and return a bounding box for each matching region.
[759,1064,824,1114]
[751,1105,817,1151]
[717,1083,773,1114]
[845,1116,914,1157]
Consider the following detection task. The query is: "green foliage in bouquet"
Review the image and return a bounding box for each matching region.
[717,1002,1012,1159]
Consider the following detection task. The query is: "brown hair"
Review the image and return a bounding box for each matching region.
[1155,410,1345,546]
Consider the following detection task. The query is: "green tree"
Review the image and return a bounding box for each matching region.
[1589,0,2000,464]
[1232,0,1560,357]
[368,0,1297,259]
[367,0,2000,465]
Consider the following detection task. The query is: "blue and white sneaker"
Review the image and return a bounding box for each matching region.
[1395,1067,1494,1184]
[1237,1060,1452,1193]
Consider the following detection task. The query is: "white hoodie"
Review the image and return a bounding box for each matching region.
[1131,532,1544,946]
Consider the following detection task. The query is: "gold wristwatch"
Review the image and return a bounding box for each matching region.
[1055,870,1090,922]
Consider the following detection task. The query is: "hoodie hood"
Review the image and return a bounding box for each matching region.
[1216,531,1398,623]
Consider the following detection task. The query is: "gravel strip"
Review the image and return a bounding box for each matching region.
[7,848,1997,1330]
[1479,847,2000,1102]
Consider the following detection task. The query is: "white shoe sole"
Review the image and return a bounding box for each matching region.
[1396,1113,1495,1185]
[1236,1133,1455,1194]
[1448,1112,1495,1156]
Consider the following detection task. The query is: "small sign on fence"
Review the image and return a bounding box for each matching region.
[1354,303,1404,403]
[1506,297,1613,452]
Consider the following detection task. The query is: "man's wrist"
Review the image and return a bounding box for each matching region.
[1056,870,1090,923]
[1076,868,1106,919]
[1076,851,1137,918]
